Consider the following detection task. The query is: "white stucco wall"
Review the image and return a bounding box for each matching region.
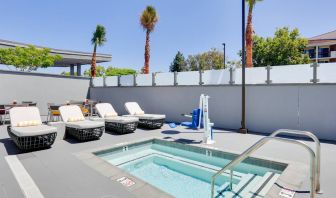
[90,84,336,141]
[0,70,90,118]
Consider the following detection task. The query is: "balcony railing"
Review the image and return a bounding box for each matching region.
[308,52,330,59]
[330,51,336,58]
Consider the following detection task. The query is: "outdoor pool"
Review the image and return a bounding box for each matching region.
[95,139,286,198]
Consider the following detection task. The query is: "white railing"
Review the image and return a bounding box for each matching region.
[136,74,152,86]
[202,69,231,85]
[91,63,336,87]
[120,75,134,86]
[105,76,118,86]
[155,72,174,86]
[176,71,200,85]
[211,129,321,198]
[330,51,336,58]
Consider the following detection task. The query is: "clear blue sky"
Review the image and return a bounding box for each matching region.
[0,0,335,74]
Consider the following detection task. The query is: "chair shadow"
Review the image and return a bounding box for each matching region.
[161,127,204,135]
[161,130,181,135]
[162,136,202,144]
[63,138,82,144]
[137,127,164,131]
[105,130,134,136]
[0,138,22,155]
[63,130,129,144]
[63,137,102,144]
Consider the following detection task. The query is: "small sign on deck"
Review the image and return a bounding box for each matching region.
[117,177,135,187]
[279,189,295,198]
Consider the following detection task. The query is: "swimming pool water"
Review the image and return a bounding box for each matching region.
[96,139,285,198]
[122,155,231,198]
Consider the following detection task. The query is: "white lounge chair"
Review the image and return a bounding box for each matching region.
[124,102,165,129]
[59,105,104,141]
[95,103,139,134]
[8,107,57,151]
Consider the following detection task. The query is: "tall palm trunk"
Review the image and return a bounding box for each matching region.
[246,7,254,67]
[143,30,150,74]
[91,44,97,77]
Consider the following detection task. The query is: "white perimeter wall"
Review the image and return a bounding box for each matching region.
[2,67,336,141]
[90,85,336,141]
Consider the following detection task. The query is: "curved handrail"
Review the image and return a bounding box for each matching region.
[270,129,321,192]
[210,137,316,198]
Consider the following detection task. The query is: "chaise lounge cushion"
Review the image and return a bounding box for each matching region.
[106,116,139,123]
[16,120,41,127]
[124,102,165,119]
[124,114,165,120]
[59,105,85,123]
[11,125,57,137]
[124,102,144,115]
[65,120,104,129]
[10,107,43,127]
[95,103,119,118]
[68,117,85,122]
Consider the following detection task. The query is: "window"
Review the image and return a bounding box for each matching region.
[318,48,329,58]
[305,49,315,58]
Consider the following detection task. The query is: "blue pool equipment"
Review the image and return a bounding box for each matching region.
[181,94,214,144]
[181,108,201,129]
[168,123,177,128]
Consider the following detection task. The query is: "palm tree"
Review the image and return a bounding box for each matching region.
[246,0,262,67]
[140,6,158,74]
[91,25,107,77]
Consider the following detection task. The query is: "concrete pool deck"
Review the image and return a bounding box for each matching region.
[0,124,335,198]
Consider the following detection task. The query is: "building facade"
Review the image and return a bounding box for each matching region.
[0,39,112,76]
[305,30,336,63]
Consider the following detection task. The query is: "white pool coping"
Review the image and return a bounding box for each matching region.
[5,155,44,198]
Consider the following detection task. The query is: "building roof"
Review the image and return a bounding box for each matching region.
[0,39,112,66]
[308,30,336,47]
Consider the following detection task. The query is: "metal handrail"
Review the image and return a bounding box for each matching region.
[210,136,316,198]
[270,129,321,193]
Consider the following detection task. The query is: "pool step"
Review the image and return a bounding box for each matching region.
[216,172,280,198]
[157,152,246,179]
[115,149,246,180]
[220,173,258,197]
[238,174,263,196]
[216,182,230,195]
[244,172,280,198]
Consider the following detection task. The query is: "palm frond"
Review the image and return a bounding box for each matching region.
[91,25,107,46]
[246,0,262,9]
[140,6,159,33]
